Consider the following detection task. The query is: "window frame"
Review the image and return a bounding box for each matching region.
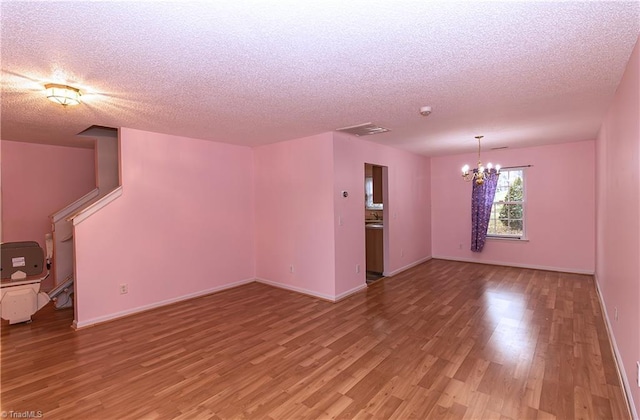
[487,167,527,240]
[365,176,383,210]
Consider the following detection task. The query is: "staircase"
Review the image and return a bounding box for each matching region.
[48,126,120,312]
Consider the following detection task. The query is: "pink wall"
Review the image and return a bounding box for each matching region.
[596,35,639,415]
[431,140,596,273]
[73,128,255,326]
[333,133,431,296]
[1,140,95,289]
[253,132,432,300]
[253,133,337,298]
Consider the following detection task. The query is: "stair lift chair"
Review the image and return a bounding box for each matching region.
[0,235,74,324]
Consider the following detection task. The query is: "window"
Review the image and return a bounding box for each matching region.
[488,168,525,238]
[365,177,383,210]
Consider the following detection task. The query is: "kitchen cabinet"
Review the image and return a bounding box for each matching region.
[366,226,383,273]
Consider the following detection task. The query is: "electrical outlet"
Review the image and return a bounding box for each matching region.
[400,248,404,257]
[119,283,128,294]
[459,243,463,250]
[356,264,360,274]
[614,307,618,321]
[289,265,294,274]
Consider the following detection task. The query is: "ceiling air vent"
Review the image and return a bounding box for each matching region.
[336,122,390,136]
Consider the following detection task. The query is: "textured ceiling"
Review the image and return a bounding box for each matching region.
[1,1,639,155]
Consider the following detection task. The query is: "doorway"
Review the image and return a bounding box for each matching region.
[364,163,387,284]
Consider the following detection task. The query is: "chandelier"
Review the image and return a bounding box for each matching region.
[461,135,500,185]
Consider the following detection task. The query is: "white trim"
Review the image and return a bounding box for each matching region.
[74,277,254,329]
[51,188,100,223]
[384,256,432,277]
[431,256,594,275]
[255,277,337,301]
[72,186,123,225]
[594,274,638,420]
[335,283,367,301]
[486,236,529,242]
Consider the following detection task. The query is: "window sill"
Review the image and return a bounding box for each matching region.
[487,236,529,242]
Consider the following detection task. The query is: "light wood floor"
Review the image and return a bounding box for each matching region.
[1,260,631,419]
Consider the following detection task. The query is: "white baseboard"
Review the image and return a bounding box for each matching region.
[335,283,367,301]
[73,270,399,329]
[255,277,337,302]
[255,279,367,302]
[431,255,594,275]
[594,274,638,420]
[74,277,255,329]
[384,256,432,277]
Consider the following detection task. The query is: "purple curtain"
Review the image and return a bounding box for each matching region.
[470,170,499,252]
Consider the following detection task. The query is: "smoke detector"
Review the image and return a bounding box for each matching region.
[419,106,432,116]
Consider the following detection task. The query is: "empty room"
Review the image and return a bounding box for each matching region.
[1,2,639,419]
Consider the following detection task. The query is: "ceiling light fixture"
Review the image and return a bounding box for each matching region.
[44,83,82,106]
[462,135,500,185]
